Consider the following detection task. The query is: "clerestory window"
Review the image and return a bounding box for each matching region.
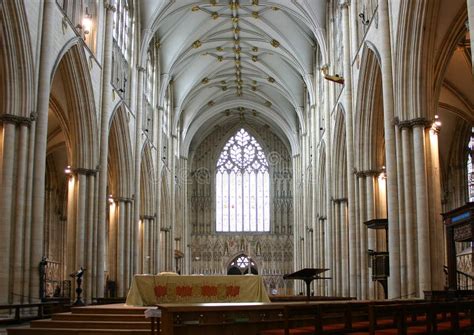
[216,129,270,232]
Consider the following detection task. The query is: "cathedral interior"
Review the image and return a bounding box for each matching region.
[1,0,474,310]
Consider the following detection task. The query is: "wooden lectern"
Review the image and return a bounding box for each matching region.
[283,268,330,301]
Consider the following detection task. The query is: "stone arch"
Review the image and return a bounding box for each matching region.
[355,46,386,171]
[0,0,34,118]
[108,104,133,198]
[50,43,98,170]
[41,42,99,302]
[140,142,156,216]
[332,106,347,197]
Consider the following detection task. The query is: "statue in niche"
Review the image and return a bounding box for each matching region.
[224,241,229,256]
[239,238,245,252]
[256,241,262,256]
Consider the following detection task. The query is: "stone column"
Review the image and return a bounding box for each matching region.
[426,127,444,290]
[324,75,333,295]
[378,0,401,299]
[366,172,376,299]
[349,0,359,60]
[395,125,407,298]
[413,122,431,294]
[31,0,55,301]
[117,200,126,296]
[341,0,358,297]
[124,200,132,290]
[23,114,36,302]
[13,123,29,303]
[86,173,95,302]
[0,121,16,304]
[134,67,145,274]
[401,126,417,297]
[334,200,341,296]
[358,173,368,299]
[340,199,349,297]
[76,173,87,272]
[97,2,116,297]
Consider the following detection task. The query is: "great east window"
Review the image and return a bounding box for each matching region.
[216,129,270,232]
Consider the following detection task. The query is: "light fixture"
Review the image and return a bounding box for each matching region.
[434,114,442,128]
[108,194,114,204]
[64,165,72,175]
[379,166,387,180]
[75,8,92,41]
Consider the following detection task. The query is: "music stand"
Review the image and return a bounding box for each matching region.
[283,268,330,301]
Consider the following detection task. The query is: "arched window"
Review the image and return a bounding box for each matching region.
[227,255,258,275]
[216,128,270,232]
[468,127,474,202]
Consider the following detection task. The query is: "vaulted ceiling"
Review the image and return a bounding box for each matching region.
[139,0,327,157]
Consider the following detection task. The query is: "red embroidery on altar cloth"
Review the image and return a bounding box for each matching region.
[225,285,240,297]
[176,285,193,297]
[201,285,218,297]
[154,285,167,297]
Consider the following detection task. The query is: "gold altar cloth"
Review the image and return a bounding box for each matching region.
[125,275,270,306]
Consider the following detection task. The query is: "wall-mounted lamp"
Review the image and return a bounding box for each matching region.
[320,64,344,85]
[433,114,442,129]
[64,165,73,175]
[379,165,387,180]
[76,8,92,40]
[108,194,114,204]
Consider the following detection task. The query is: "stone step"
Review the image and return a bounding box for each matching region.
[30,320,150,330]
[52,313,146,322]
[7,328,151,335]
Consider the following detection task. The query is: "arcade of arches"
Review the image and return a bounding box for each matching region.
[0,0,474,305]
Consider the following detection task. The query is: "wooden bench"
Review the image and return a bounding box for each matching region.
[352,300,474,335]
[259,300,425,335]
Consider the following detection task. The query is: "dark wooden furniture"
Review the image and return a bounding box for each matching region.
[283,268,330,301]
[443,202,474,290]
[150,299,474,335]
[365,218,389,299]
[0,301,68,325]
[156,302,288,335]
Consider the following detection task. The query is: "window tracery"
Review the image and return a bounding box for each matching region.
[216,129,270,232]
[112,0,132,101]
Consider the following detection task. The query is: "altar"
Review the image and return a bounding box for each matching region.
[126,274,271,306]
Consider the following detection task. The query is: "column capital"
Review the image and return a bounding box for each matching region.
[74,167,98,176]
[333,197,348,204]
[0,113,32,126]
[140,214,155,220]
[105,3,117,12]
[356,169,380,177]
[339,0,351,9]
[395,117,431,129]
[115,196,134,203]
[137,66,146,73]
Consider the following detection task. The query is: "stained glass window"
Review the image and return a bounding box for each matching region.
[468,127,474,202]
[216,129,270,232]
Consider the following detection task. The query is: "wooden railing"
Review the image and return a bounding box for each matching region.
[0,301,69,325]
[444,265,474,290]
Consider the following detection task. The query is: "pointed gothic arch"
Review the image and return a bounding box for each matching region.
[0,0,35,118]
